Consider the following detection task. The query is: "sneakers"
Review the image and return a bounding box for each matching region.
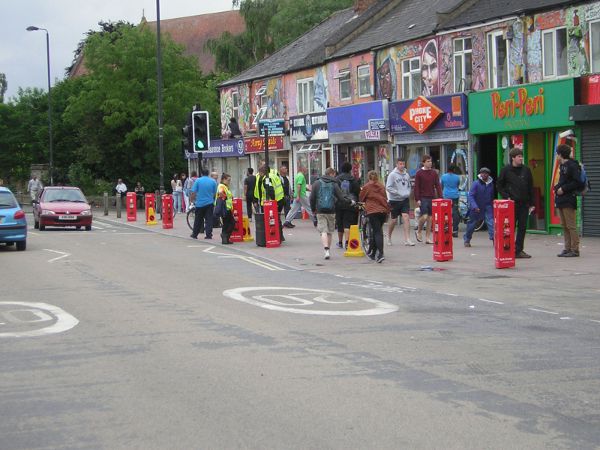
[404,240,416,246]
[563,250,580,257]
[464,241,471,247]
[515,251,532,259]
[452,232,459,238]
[415,230,423,243]
[313,218,318,228]
[367,251,376,261]
[376,254,385,263]
[336,241,344,249]
[387,238,392,246]
[425,239,434,245]
[324,249,330,260]
[283,221,295,228]
[557,249,570,257]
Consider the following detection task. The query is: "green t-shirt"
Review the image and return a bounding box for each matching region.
[294,172,307,197]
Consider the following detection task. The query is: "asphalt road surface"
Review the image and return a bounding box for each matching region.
[1,219,599,449]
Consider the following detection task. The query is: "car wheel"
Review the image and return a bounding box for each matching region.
[85,225,92,231]
[16,241,26,251]
[34,220,39,229]
[39,224,45,231]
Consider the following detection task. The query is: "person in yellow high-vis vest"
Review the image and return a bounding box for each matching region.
[215,173,235,244]
[254,164,285,242]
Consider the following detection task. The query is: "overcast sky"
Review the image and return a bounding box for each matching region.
[1,0,235,101]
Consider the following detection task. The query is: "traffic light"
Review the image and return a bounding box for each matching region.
[192,111,210,152]
[182,123,192,152]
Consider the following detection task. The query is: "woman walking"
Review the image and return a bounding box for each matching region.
[216,173,236,244]
[359,170,390,263]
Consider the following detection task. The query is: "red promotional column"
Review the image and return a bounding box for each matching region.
[432,198,453,262]
[263,200,281,248]
[493,200,515,269]
[126,192,137,221]
[162,194,173,229]
[145,193,157,225]
[229,198,244,242]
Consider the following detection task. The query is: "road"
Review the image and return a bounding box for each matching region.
[1,218,599,449]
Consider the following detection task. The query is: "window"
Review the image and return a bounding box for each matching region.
[402,57,421,99]
[542,28,567,78]
[453,37,472,91]
[358,65,371,97]
[232,91,240,121]
[338,71,351,100]
[297,78,314,114]
[592,21,600,73]
[487,30,509,88]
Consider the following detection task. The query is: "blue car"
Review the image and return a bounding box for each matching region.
[0,186,27,251]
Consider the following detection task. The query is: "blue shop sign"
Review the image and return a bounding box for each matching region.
[186,139,245,159]
[327,100,388,133]
[389,94,468,134]
[259,119,285,136]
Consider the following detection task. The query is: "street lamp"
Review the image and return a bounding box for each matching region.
[26,25,53,186]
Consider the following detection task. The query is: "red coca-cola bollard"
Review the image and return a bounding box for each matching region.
[263,200,281,248]
[145,193,157,225]
[229,198,244,242]
[493,199,515,269]
[432,199,453,262]
[126,192,137,221]
[162,194,173,229]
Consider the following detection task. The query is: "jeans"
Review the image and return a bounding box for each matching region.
[246,197,254,219]
[173,191,182,213]
[221,210,235,242]
[367,213,386,257]
[451,198,460,233]
[192,204,214,238]
[464,207,494,243]
[284,195,314,223]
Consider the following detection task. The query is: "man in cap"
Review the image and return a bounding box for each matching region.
[464,167,495,247]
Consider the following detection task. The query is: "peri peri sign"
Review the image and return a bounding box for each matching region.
[389,94,468,134]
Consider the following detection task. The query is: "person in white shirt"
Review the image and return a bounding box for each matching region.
[27,175,43,201]
[115,178,127,207]
[385,159,414,246]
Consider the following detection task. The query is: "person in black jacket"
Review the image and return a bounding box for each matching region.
[497,148,535,258]
[335,162,360,249]
[554,144,581,257]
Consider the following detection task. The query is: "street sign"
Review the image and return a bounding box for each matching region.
[368,119,388,131]
[259,119,285,137]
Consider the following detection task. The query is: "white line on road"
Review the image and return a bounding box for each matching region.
[445,293,459,297]
[528,307,559,315]
[590,319,600,324]
[43,249,70,263]
[477,298,504,305]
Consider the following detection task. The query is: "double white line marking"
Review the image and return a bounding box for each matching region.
[44,249,70,263]
[189,245,285,271]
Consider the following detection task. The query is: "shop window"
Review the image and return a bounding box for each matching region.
[232,91,240,121]
[297,78,314,114]
[358,65,371,97]
[402,57,421,99]
[338,70,351,100]
[487,30,509,88]
[453,37,472,92]
[542,28,568,79]
[590,21,600,73]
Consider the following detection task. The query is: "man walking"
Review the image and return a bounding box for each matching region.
[414,155,442,244]
[386,158,414,246]
[336,162,360,249]
[441,164,461,237]
[27,175,43,202]
[497,148,535,258]
[190,169,218,240]
[279,165,292,218]
[554,144,581,257]
[463,167,495,247]
[243,168,256,221]
[283,166,316,228]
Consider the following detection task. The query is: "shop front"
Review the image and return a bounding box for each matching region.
[469,79,576,234]
[290,112,331,185]
[201,139,246,197]
[327,100,391,183]
[243,134,290,174]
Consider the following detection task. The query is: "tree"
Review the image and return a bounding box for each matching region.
[0,73,7,103]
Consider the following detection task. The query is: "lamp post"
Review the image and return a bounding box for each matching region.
[26,25,53,186]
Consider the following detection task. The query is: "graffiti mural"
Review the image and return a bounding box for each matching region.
[314,67,328,111]
[421,39,439,96]
[220,83,251,137]
[282,67,329,118]
[566,7,589,75]
[439,36,454,94]
[376,51,397,100]
[509,20,525,85]
[326,54,374,106]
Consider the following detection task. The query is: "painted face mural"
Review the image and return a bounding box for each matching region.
[377,56,396,100]
[421,39,439,96]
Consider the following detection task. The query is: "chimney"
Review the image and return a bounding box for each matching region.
[354,0,378,14]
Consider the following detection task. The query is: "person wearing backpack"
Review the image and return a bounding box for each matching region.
[554,144,581,257]
[335,162,361,249]
[310,167,353,260]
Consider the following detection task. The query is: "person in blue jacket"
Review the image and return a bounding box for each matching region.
[464,167,495,247]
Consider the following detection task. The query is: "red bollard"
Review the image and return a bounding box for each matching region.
[493,199,515,269]
[263,200,281,248]
[229,198,244,242]
[432,198,453,262]
[126,192,137,221]
[162,194,173,229]
[145,193,157,225]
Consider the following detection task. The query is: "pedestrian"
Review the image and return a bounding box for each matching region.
[497,148,535,258]
[180,173,189,212]
[183,171,196,212]
[115,178,127,207]
[227,117,242,138]
[134,181,145,209]
[254,164,286,241]
[441,164,461,237]
[243,168,256,221]
[310,167,353,260]
[359,170,390,263]
[171,174,182,214]
[414,155,442,244]
[216,173,235,244]
[210,172,219,182]
[27,175,43,202]
[283,165,316,228]
[189,169,218,240]
[335,161,360,249]
[554,144,581,257]
[463,167,495,247]
[385,158,414,246]
[279,165,292,219]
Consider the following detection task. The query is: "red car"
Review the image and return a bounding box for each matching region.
[33,186,93,231]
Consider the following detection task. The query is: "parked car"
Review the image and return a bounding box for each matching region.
[33,186,93,231]
[0,186,27,250]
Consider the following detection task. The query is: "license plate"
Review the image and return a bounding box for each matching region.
[59,215,77,220]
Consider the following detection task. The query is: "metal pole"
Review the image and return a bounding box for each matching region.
[156,0,165,196]
[45,31,53,186]
[264,125,269,171]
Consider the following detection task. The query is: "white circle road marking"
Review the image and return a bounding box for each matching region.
[223,287,398,316]
[0,302,79,338]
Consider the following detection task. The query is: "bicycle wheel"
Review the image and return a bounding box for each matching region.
[474,219,486,232]
[360,215,372,255]
[186,208,195,230]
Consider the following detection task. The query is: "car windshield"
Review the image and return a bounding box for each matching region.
[43,189,87,203]
[0,191,18,208]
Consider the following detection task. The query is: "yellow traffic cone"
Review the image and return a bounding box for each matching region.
[344,224,365,257]
[243,216,254,242]
[146,207,158,226]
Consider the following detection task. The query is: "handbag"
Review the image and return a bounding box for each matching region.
[214,197,227,219]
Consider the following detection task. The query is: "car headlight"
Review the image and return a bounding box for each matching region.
[41,209,55,215]
[80,209,92,216]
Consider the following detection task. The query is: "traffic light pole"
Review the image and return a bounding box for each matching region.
[263,125,269,172]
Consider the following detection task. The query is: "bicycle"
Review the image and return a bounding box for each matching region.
[186,205,195,230]
[357,202,373,256]
[458,193,485,232]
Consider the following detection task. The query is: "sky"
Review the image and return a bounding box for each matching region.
[1,0,235,101]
